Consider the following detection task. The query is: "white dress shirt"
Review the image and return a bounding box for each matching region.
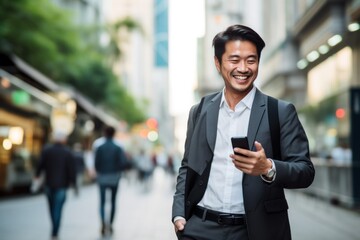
[197,86,256,214]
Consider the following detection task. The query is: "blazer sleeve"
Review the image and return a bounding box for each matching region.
[172,104,197,220]
[273,101,315,189]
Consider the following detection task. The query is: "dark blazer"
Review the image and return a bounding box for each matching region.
[172,89,315,240]
[95,139,127,174]
[36,143,76,189]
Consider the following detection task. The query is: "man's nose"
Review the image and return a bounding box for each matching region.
[236,61,247,72]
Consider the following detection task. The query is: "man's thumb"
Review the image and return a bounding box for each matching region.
[254,141,263,151]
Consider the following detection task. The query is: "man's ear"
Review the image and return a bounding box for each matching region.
[214,56,221,72]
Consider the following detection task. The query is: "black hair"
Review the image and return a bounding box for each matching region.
[212,24,265,64]
[104,126,115,138]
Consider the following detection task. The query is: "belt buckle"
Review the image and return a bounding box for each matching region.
[217,214,233,225]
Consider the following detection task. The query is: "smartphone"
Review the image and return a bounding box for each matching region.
[231,137,249,156]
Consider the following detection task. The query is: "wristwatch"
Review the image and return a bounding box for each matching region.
[265,158,276,178]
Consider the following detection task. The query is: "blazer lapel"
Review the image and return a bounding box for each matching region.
[247,89,266,151]
[188,92,221,175]
[206,93,222,152]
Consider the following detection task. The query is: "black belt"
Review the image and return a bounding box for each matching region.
[194,206,246,226]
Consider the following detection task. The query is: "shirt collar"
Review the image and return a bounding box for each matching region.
[220,86,256,111]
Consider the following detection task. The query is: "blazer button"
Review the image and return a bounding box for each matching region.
[186,201,191,206]
[199,180,203,186]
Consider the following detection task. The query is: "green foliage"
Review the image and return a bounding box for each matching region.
[105,79,147,124]
[0,0,80,80]
[0,0,146,125]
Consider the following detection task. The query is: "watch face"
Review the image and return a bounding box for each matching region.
[267,169,275,178]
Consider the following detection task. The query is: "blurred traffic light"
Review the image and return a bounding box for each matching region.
[146,117,158,130]
[336,108,346,119]
[147,130,158,142]
[146,118,158,142]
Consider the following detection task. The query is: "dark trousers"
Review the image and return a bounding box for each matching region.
[177,214,249,240]
[99,184,119,225]
[45,187,66,237]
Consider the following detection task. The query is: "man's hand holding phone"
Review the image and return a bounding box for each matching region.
[230,138,271,176]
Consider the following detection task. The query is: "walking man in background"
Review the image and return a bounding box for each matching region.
[172,24,315,240]
[35,131,76,240]
[93,126,128,236]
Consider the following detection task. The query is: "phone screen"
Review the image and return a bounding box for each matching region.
[231,137,249,156]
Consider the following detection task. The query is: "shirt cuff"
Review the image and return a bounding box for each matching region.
[173,216,186,224]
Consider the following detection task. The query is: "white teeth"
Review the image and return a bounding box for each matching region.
[234,75,248,80]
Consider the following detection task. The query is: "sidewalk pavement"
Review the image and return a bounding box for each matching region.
[62,167,177,240]
[0,167,177,240]
[287,189,360,240]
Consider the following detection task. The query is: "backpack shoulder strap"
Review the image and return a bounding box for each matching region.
[267,96,281,160]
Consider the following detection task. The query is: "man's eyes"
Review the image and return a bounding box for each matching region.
[228,59,256,64]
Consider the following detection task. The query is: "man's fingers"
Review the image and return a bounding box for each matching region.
[174,219,186,231]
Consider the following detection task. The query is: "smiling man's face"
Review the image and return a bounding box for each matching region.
[215,39,259,100]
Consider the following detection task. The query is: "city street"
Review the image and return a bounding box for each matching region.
[1,167,360,240]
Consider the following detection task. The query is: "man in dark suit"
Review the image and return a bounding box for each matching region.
[172,24,315,240]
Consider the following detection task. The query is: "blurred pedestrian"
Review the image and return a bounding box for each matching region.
[72,142,85,196]
[135,149,154,191]
[34,131,76,240]
[93,126,128,236]
[331,141,352,165]
[166,154,176,176]
[172,24,315,240]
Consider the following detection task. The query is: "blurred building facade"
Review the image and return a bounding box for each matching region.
[52,0,102,25]
[260,0,360,207]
